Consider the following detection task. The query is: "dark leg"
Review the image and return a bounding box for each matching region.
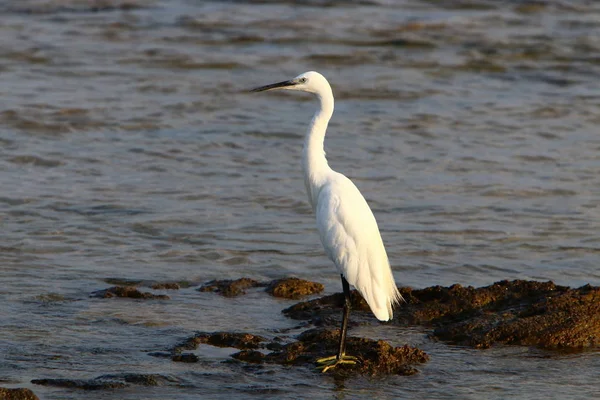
[316,274,358,372]
[336,274,351,359]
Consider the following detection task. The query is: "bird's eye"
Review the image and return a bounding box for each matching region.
[299,77,307,83]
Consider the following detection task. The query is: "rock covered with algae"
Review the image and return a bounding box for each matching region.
[198,278,263,297]
[285,279,600,350]
[198,277,323,299]
[265,277,325,299]
[80,275,599,381]
[0,387,40,400]
[261,328,428,376]
[173,331,267,352]
[429,282,600,349]
[169,329,427,376]
[91,285,170,300]
[31,374,181,390]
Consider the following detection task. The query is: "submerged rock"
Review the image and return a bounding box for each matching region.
[102,277,194,290]
[0,387,39,400]
[265,277,324,299]
[95,374,181,386]
[231,350,266,364]
[172,353,200,363]
[91,286,169,300]
[173,332,267,353]
[30,378,126,390]
[31,374,181,390]
[198,278,262,297]
[102,278,143,286]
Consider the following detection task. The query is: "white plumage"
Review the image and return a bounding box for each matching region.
[296,71,402,321]
[315,173,401,320]
[251,71,402,370]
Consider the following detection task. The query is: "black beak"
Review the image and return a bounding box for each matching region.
[250,80,296,93]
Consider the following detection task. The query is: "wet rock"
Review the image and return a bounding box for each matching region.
[199,277,325,299]
[103,277,194,289]
[395,280,567,325]
[96,374,181,386]
[0,387,40,400]
[91,286,169,300]
[151,282,181,290]
[31,374,180,390]
[172,353,199,363]
[283,290,371,321]
[431,282,600,349]
[103,278,143,286]
[35,293,67,303]
[172,328,427,375]
[174,332,267,353]
[265,277,324,299]
[264,329,427,376]
[231,350,266,364]
[31,378,127,390]
[283,280,600,351]
[286,280,600,350]
[198,278,262,297]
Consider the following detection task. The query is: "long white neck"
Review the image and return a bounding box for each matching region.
[302,87,334,211]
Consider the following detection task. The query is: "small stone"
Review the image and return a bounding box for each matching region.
[231,350,265,364]
[198,278,261,297]
[151,282,181,290]
[31,378,127,390]
[265,277,324,299]
[173,332,267,353]
[91,286,169,300]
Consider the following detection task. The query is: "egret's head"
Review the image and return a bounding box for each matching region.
[250,71,329,95]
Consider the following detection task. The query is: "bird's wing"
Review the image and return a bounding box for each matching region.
[315,173,401,321]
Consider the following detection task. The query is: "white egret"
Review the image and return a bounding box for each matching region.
[251,71,402,372]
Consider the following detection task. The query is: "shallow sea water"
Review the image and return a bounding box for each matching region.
[1,0,599,398]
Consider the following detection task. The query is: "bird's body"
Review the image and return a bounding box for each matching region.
[251,71,402,371]
[314,173,399,320]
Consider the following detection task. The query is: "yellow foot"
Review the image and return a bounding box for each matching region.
[316,354,359,373]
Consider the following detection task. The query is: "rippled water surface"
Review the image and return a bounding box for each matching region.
[1,0,600,399]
